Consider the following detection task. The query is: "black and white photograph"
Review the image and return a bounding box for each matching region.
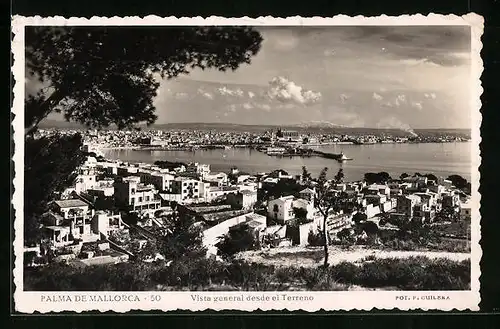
[12,15,483,312]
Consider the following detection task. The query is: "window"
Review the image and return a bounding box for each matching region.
[131,188,136,194]
[146,196,150,201]
[138,197,143,202]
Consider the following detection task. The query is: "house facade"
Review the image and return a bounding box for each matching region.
[267,196,314,223]
[114,176,161,211]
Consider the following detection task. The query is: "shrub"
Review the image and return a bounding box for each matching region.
[307,230,323,247]
[24,255,470,291]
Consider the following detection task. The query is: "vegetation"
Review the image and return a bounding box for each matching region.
[259,178,303,200]
[314,167,345,267]
[447,174,471,194]
[24,256,470,291]
[25,26,263,135]
[217,223,259,260]
[24,26,263,245]
[24,133,86,244]
[364,172,392,184]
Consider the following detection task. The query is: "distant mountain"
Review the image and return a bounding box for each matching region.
[290,121,349,129]
[38,120,87,129]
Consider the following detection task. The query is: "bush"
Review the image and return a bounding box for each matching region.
[307,230,323,247]
[24,256,470,291]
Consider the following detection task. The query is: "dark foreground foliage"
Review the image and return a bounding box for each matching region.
[24,256,470,291]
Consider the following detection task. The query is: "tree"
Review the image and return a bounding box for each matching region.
[352,212,368,225]
[292,207,309,224]
[400,173,409,180]
[24,27,263,244]
[425,173,438,182]
[24,133,86,244]
[447,175,469,190]
[263,178,302,199]
[364,172,391,184]
[314,167,341,267]
[334,168,345,184]
[160,211,206,261]
[132,240,161,262]
[301,166,312,184]
[337,228,354,244]
[25,26,263,135]
[217,223,258,260]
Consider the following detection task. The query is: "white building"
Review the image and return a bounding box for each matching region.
[460,200,472,220]
[204,172,229,187]
[267,196,314,223]
[114,176,161,211]
[226,190,258,210]
[207,186,239,202]
[43,199,97,245]
[74,166,97,194]
[171,177,204,201]
[91,211,126,237]
[138,170,175,192]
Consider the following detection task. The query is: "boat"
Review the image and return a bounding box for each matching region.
[266,147,286,155]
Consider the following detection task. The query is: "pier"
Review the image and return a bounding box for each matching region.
[309,149,353,161]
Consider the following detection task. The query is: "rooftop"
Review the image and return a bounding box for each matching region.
[54,199,88,209]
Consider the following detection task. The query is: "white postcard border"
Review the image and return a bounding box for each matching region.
[11,14,484,313]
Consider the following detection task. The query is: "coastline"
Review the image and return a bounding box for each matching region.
[97,140,470,151]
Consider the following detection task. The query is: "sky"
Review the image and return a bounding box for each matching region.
[37,25,472,129]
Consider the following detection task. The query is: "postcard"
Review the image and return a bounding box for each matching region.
[11,14,483,312]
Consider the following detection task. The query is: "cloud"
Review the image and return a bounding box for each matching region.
[394,94,407,106]
[174,92,189,100]
[372,92,383,101]
[323,49,336,56]
[254,103,272,112]
[382,94,408,108]
[242,103,254,110]
[266,30,300,51]
[424,92,437,99]
[248,91,255,98]
[327,110,366,127]
[197,88,214,100]
[400,58,440,67]
[218,86,244,97]
[227,104,237,112]
[339,93,350,104]
[267,76,321,105]
[411,101,423,110]
[377,116,415,134]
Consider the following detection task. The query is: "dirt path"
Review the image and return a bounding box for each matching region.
[236,246,470,268]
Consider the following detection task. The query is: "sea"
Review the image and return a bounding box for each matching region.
[102,142,473,182]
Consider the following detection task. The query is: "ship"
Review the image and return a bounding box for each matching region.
[266,147,286,155]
